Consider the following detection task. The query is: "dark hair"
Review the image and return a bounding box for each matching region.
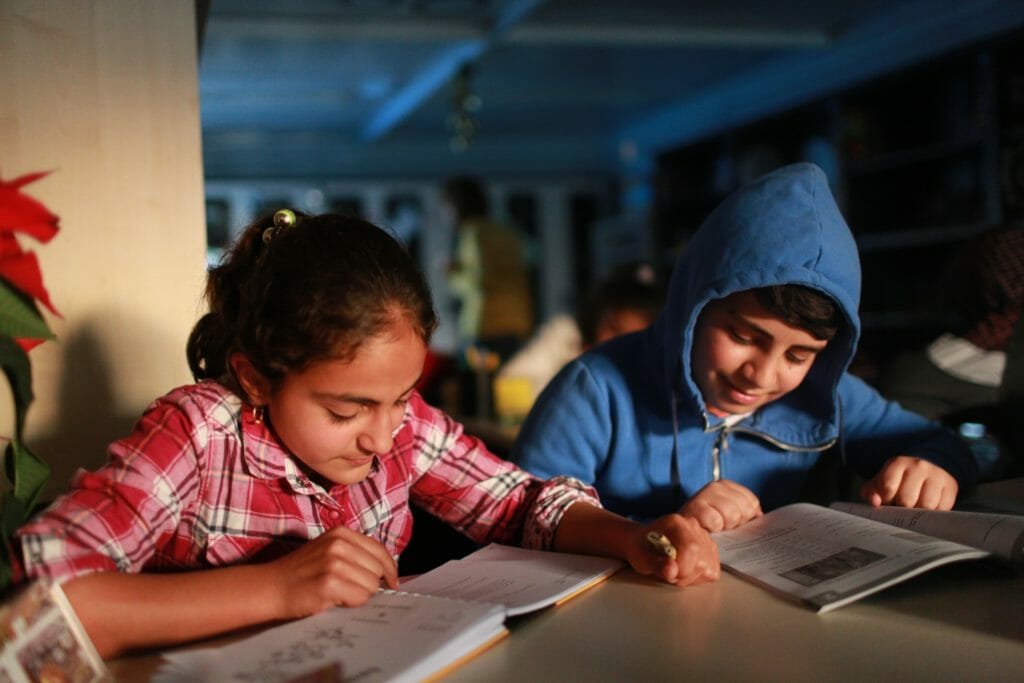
[941,225,1024,333]
[442,176,489,222]
[753,284,842,341]
[186,211,438,393]
[578,262,666,345]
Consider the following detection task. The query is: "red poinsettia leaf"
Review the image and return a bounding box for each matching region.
[0,250,59,316]
[0,171,59,244]
[0,234,23,258]
[15,338,44,352]
[5,171,50,190]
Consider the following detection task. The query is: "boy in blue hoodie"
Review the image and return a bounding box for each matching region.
[513,163,978,532]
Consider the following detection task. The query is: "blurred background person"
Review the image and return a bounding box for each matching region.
[443,175,534,360]
[877,224,1024,418]
[495,261,666,419]
[876,223,1024,479]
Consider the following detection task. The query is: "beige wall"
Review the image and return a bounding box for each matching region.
[0,1,208,498]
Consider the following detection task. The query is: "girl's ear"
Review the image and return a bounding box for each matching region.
[230,353,271,405]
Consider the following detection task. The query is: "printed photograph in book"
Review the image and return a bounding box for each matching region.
[713,502,1023,613]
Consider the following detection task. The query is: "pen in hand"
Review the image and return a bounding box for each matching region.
[646,531,677,560]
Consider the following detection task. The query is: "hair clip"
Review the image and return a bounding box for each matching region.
[262,208,297,244]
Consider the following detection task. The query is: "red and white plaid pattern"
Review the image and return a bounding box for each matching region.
[17,381,599,581]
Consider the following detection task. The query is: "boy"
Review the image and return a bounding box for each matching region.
[513,163,978,531]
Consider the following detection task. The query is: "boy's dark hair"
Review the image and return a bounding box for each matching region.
[187,211,438,394]
[442,176,489,222]
[753,284,842,341]
[577,262,666,345]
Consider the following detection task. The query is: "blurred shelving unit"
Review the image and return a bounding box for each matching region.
[650,29,1024,372]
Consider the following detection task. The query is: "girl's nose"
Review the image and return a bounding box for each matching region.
[358,409,395,454]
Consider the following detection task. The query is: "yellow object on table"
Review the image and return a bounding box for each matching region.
[493,375,534,426]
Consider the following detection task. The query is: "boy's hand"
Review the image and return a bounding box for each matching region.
[860,456,958,510]
[628,514,720,587]
[680,480,763,532]
[265,526,399,621]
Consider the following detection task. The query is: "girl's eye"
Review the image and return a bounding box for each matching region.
[786,352,812,365]
[327,410,357,424]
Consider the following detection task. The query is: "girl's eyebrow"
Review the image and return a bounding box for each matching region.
[313,376,422,407]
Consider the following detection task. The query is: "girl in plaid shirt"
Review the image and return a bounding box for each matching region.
[16,211,718,657]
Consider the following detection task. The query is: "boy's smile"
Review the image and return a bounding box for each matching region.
[691,291,828,417]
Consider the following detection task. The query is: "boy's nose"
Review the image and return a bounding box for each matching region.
[741,357,772,387]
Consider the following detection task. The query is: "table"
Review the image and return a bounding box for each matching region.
[108,480,1024,682]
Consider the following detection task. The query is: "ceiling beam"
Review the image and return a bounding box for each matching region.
[360,0,547,142]
[504,23,831,48]
[206,15,829,49]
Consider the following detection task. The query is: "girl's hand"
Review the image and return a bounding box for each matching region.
[263,526,399,621]
[860,456,958,510]
[680,480,763,532]
[628,514,720,587]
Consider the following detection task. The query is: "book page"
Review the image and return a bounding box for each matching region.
[830,502,1024,562]
[401,544,623,616]
[713,503,989,613]
[155,591,506,683]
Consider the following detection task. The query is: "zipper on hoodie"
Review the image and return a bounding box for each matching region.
[711,427,730,481]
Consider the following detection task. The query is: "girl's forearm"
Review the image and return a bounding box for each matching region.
[60,564,281,659]
[551,501,637,560]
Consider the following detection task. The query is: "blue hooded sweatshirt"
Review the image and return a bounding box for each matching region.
[513,162,977,519]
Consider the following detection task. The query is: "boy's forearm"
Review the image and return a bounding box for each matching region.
[61,563,281,659]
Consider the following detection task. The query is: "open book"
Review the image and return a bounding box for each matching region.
[714,502,1024,613]
[155,545,622,683]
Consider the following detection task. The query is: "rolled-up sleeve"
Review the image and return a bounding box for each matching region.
[405,393,601,550]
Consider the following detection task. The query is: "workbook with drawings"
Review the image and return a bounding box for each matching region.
[713,501,1024,613]
[154,544,622,683]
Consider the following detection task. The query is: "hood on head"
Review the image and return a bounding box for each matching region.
[655,162,861,445]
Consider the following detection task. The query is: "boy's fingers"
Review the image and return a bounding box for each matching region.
[914,479,943,509]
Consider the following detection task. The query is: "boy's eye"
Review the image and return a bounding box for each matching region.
[729,328,753,344]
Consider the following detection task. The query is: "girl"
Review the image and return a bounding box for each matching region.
[15,211,718,658]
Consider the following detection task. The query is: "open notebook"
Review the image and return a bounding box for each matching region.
[155,544,622,682]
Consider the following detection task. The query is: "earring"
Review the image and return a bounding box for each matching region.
[251,406,265,424]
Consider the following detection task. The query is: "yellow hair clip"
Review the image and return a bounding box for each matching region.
[262,208,297,243]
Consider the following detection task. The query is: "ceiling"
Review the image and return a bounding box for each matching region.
[197,0,1024,182]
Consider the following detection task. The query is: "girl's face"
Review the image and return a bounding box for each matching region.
[691,290,828,417]
[263,321,427,486]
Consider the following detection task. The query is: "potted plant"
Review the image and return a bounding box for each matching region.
[0,171,60,592]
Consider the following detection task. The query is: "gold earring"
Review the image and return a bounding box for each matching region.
[251,406,265,424]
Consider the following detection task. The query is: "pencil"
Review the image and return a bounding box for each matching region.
[646,531,677,560]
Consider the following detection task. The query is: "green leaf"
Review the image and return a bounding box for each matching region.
[0,540,11,592]
[0,281,53,342]
[0,336,33,438]
[0,489,27,538]
[5,440,48,513]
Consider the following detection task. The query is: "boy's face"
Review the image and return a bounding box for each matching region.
[691,290,828,417]
[264,321,427,486]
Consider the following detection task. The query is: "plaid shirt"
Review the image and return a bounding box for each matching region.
[18,381,599,581]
